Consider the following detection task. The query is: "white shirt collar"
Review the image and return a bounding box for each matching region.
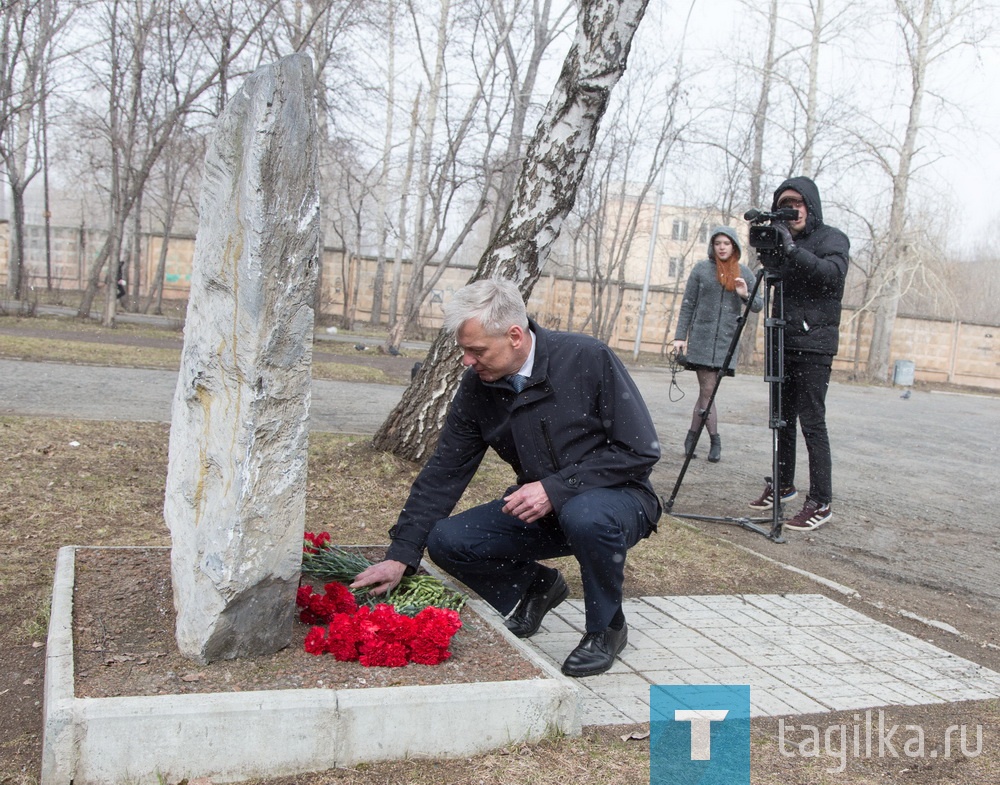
[514,328,536,378]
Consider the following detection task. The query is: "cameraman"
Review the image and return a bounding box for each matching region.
[748,176,849,531]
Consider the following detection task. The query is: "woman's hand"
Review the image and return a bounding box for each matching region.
[734,277,748,298]
[672,339,687,354]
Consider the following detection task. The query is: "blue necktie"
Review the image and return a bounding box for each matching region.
[508,374,528,393]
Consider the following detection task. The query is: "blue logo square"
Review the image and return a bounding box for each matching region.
[650,685,750,785]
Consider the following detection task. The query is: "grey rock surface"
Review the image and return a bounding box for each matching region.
[164,54,321,662]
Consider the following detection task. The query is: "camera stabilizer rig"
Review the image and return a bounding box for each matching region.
[662,206,798,544]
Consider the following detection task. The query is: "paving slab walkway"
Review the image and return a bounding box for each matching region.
[524,594,1000,726]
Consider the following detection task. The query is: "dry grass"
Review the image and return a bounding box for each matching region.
[0,331,182,368]
[0,316,418,384]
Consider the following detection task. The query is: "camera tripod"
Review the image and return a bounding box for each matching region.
[662,264,789,544]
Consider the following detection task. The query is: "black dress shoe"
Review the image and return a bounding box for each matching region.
[504,571,569,638]
[561,623,628,677]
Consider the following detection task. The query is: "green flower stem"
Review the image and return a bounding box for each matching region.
[302,541,467,615]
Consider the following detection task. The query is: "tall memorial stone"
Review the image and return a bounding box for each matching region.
[164,54,320,662]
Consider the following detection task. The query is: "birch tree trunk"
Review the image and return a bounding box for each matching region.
[739,0,779,364]
[866,0,981,380]
[369,0,396,327]
[372,0,650,461]
[748,0,779,217]
[801,0,823,177]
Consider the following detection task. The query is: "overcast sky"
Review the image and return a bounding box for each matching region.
[646,0,1000,249]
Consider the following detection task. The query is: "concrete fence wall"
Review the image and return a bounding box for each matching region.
[3,221,998,391]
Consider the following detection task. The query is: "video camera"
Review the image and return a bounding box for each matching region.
[744,207,798,269]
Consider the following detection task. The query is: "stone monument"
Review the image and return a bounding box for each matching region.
[164,53,320,663]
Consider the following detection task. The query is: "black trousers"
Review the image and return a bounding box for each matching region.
[777,358,833,504]
[426,488,652,632]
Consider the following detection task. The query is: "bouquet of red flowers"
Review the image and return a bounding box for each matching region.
[297,584,462,667]
[297,533,466,666]
[301,534,467,614]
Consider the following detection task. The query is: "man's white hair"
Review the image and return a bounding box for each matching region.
[442,279,529,336]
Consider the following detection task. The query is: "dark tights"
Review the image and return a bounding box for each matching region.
[689,368,719,435]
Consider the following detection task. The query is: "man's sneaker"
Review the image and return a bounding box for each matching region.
[784,497,832,531]
[748,477,798,510]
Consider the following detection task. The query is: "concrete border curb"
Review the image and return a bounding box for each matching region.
[41,546,580,784]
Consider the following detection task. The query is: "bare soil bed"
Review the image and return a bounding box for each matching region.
[72,547,541,699]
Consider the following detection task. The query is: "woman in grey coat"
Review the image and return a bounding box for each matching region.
[672,226,763,462]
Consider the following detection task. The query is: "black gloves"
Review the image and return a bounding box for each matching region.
[775,222,796,255]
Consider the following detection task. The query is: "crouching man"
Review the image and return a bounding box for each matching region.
[352,279,662,677]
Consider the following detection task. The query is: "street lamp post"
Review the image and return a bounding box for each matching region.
[633,169,666,361]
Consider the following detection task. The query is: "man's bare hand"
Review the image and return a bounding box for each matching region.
[350,559,407,595]
[502,481,553,523]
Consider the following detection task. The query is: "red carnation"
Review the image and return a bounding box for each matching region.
[409,641,452,666]
[351,605,381,645]
[296,585,315,607]
[326,614,360,661]
[303,626,329,655]
[359,640,409,668]
[302,530,331,554]
[323,582,359,614]
[307,593,337,621]
[295,565,463,666]
[408,607,462,665]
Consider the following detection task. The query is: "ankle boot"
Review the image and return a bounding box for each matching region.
[684,430,698,458]
[707,434,722,463]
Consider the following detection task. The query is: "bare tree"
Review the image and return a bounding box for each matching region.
[0,0,73,300]
[863,0,987,381]
[747,0,779,214]
[569,47,687,344]
[785,0,860,178]
[324,139,381,326]
[142,129,202,314]
[71,0,282,326]
[368,0,400,326]
[380,0,515,352]
[691,0,859,363]
[483,0,573,238]
[373,0,650,461]
[366,0,570,331]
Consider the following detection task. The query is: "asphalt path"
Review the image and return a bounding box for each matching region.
[3,356,999,643]
[0,358,404,434]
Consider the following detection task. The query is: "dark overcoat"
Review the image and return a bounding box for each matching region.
[673,226,763,371]
[385,321,662,570]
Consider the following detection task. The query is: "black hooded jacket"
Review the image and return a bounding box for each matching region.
[771,176,850,358]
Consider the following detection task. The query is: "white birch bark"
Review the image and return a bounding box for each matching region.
[373,0,650,461]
